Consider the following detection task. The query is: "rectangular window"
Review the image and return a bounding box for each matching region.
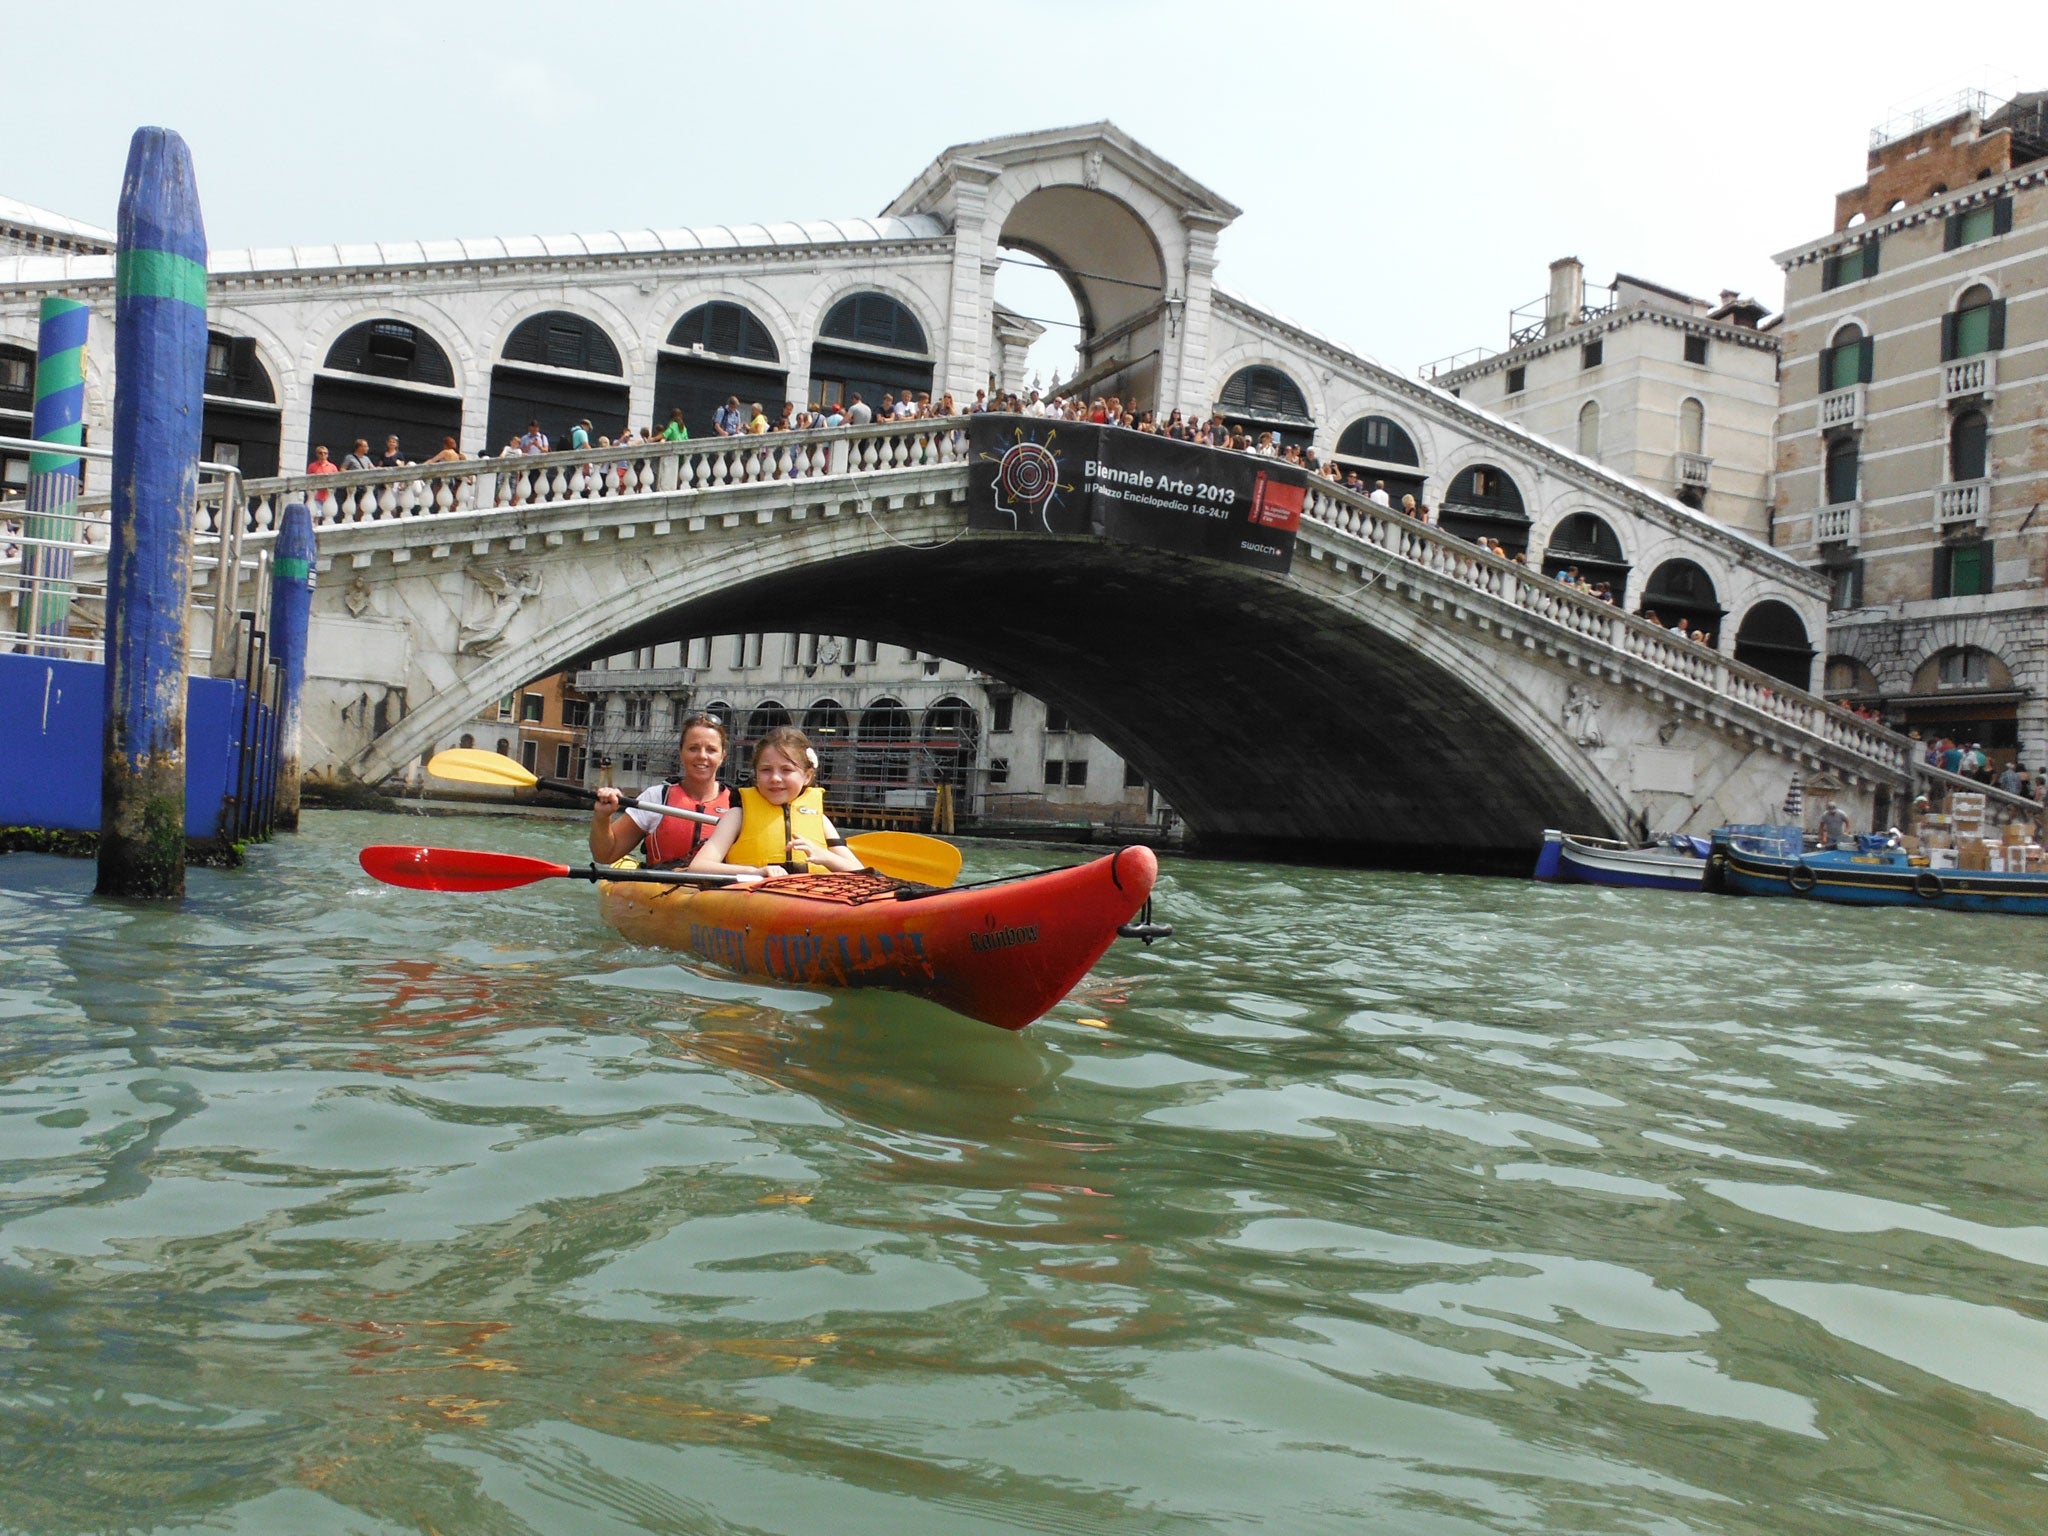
[1043,758,1064,786]
[497,694,515,720]
[555,743,572,778]
[624,696,651,731]
[1935,540,1992,599]
[1683,335,1709,366]
[991,695,1014,733]
[1825,561,1863,611]
[1939,649,1990,688]
[1044,705,1071,733]
[1821,240,1880,289]
[1505,366,1526,394]
[561,698,589,728]
[520,739,539,772]
[988,757,1009,786]
[1822,337,1873,392]
[1944,301,2004,360]
[519,691,544,723]
[1946,198,2011,250]
[1124,761,1145,788]
[1581,340,1603,370]
[1065,758,1089,788]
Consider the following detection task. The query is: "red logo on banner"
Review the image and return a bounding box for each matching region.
[1250,471,1305,531]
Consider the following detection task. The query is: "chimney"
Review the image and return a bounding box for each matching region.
[1546,257,1584,336]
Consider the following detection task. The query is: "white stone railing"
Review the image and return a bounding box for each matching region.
[1935,478,1989,528]
[1813,502,1860,545]
[1297,479,1912,776]
[179,417,974,538]
[1675,451,1712,489]
[1943,355,1995,400]
[1818,383,1865,432]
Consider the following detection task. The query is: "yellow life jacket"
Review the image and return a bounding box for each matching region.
[729,785,830,868]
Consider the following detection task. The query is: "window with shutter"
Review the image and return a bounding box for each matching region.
[667,302,780,362]
[1825,438,1858,505]
[1950,410,1989,480]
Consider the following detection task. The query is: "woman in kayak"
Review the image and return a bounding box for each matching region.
[588,712,733,867]
[690,725,864,877]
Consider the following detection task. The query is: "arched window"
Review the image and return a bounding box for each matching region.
[1951,409,1989,482]
[1334,415,1419,465]
[501,311,622,376]
[1641,559,1723,639]
[1823,655,1879,698]
[1543,512,1630,599]
[1439,464,1529,555]
[1733,600,1814,689]
[804,698,850,793]
[743,700,791,746]
[1825,436,1859,505]
[810,292,932,414]
[1821,322,1870,393]
[923,696,979,791]
[859,697,913,740]
[820,293,928,354]
[0,344,32,493]
[324,319,455,387]
[205,332,275,402]
[313,320,462,465]
[1577,401,1600,459]
[201,331,283,478]
[1217,366,1310,422]
[668,301,779,361]
[1679,397,1705,456]
[803,698,849,739]
[1945,284,2004,360]
[854,696,915,804]
[1914,646,2011,693]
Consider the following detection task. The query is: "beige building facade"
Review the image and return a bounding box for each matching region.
[1773,90,2048,768]
[1427,260,1781,546]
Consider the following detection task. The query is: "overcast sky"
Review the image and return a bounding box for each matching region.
[8,2,2043,384]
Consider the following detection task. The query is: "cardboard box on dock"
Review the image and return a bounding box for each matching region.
[2004,823,2030,845]
[1929,847,1960,870]
[1959,840,1992,872]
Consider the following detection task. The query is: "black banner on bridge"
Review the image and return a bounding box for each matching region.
[966,414,1305,574]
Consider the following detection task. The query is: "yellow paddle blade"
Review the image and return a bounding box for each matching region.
[847,832,962,888]
[427,747,541,789]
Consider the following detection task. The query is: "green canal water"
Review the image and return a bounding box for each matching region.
[4,809,2048,1535]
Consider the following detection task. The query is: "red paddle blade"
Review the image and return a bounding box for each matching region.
[359,845,572,893]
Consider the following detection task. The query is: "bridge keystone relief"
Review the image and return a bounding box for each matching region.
[184,418,1913,867]
[0,121,1916,866]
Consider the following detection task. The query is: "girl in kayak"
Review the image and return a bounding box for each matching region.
[691,725,864,877]
[589,712,733,867]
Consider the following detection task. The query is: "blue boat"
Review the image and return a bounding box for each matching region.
[1709,828,2048,915]
[1535,829,1707,891]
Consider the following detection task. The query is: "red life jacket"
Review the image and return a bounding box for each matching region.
[642,780,732,866]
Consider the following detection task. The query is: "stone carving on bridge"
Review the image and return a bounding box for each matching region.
[1084,149,1105,189]
[458,563,544,656]
[344,574,371,618]
[1563,684,1606,748]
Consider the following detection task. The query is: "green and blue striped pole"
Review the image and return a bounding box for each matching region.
[98,126,208,901]
[270,502,315,830]
[18,295,90,650]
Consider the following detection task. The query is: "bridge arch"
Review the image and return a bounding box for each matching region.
[353,517,1634,865]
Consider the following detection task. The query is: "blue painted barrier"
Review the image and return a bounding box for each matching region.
[2,653,246,839]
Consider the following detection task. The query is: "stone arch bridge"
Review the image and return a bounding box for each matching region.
[195,420,1914,868]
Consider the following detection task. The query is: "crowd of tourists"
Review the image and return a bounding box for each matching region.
[1919,736,2048,800]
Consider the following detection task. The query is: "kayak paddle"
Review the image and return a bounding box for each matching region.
[359,845,755,893]
[425,747,962,886]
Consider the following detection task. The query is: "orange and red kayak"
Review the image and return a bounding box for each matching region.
[597,846,1158,1030]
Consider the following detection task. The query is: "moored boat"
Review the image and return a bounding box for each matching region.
[1710,829,2048,915]
[1535,829,1708,891]
[597,846,1159,1030]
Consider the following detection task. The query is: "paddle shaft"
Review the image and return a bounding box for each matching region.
[550,776,721,826]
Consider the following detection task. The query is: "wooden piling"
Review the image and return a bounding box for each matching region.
[97,127,207,900]
[270,502,314,830]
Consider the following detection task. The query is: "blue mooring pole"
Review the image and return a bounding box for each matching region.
[97,127,208,900]
[270,502,315,830]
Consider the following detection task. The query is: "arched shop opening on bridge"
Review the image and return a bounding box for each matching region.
[486,311,628,452]
[1543,512,1630,600]
[1898,645,2022,762]
[1640,558,1724,640]
[309,319,462,463]
[808,293,932,413]
[1438,464,1529,555]
[202,330,282,477]
[996,183,1168,406]
[0,341,43,496]
[1215,365,1314,448]
[655,302,787,439]
[1333,415,1424,506]
[1731,600,1815,690]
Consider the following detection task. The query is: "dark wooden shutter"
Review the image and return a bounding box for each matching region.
[1818,346,1834,392]
[1858,336,1874,383]
[1941,312,1958,361]
[1944,213,1963,251]
[1988,299,2007,351]
[1993,197,2013,236]
[1865,237,1880,276]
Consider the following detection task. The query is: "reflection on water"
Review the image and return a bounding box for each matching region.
[4,811,2048,1533]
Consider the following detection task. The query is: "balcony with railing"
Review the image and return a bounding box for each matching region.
[1507,281,1618,347]
[1935,478,1990,529]
[1818,383,1866,433]
[1813,502,1860,546]
[1942,355,1996,401]
[1675,452,1712,491]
